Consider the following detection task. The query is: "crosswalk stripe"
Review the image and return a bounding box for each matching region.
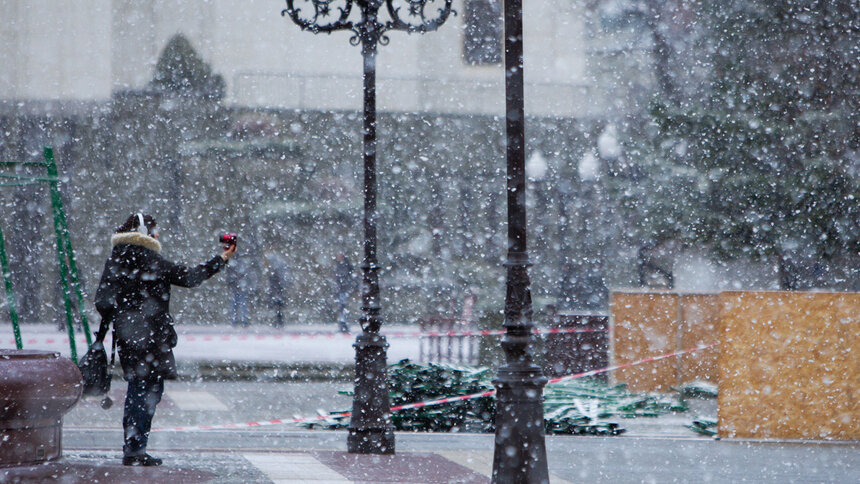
[243,453,351,483]
[164,390,229,411]
[435,450,575,484]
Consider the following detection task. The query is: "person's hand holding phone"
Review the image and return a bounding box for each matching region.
[219,233,238,261]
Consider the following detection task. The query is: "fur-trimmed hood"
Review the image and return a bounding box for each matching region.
[111,232,162,253]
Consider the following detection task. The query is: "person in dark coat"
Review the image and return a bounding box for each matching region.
[225,254,258,327]
[95,213,236,466]
[333,252,358,333]
[265,252,292,328]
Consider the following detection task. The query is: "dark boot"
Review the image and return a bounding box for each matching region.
[123,453,163,466]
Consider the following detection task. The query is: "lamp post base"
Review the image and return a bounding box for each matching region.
[347,332,395,455]
[491,365,549,484]
[347,427,395,455]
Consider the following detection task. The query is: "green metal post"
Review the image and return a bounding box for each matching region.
[43,148,79,361]
[0,222,22,349]
[44,147,92,346]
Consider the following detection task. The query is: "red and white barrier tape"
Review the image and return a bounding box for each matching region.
[545,342,719,385]
[2,336,90,346]
[153,342,718,432]
[179,327,605,342]
[5,327,605,347]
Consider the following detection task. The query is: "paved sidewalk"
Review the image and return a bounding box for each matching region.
[6,430,858,483]
[6,326,859,482]
[29,382,860,483]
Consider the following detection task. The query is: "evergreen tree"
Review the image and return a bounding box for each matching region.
[151,34,225,100]
[627,0,859,288]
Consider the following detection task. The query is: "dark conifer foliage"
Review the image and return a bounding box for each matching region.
[151,34,225,100]
[624,0,860,288]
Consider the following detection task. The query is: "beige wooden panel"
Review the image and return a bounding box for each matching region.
[718,291,860,440]
[610,291,679,392]
[678,294,720,383]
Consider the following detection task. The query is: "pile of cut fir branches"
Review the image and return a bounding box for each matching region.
[300,359,687,435]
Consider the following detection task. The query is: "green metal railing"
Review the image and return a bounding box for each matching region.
[1,146,91,362]
[0,222,21,349]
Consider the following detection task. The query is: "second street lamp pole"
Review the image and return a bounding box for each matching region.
[282,0,453,455]
[491,0,550,482]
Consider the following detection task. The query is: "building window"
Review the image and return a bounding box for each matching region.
[463,0,502,65]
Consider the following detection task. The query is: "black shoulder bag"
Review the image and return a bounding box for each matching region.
[78,315,115,409]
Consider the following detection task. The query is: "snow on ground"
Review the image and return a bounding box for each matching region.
[5,324,422,363]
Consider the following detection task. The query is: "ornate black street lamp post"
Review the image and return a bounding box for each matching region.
[282,0,453,455]
[491,0,550,482]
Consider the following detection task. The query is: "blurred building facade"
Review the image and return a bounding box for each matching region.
[0,0,652,118]
[5,1,754,327]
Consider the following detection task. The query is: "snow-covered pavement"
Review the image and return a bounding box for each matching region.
[5,323,422,364]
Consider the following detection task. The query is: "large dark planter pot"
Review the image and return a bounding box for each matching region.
[0,349,82,467]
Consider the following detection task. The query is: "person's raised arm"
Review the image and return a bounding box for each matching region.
[164,243,235,288]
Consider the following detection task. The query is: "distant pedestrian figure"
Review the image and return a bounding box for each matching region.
[95,213,235,466]
[226,254,258,327]
[333,253,358,333]
[459,288,478,325]
[265,252,292,328]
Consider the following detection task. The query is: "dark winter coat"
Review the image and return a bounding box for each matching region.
[95,232,225,380]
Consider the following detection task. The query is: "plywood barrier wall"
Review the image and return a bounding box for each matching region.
[610,291,720,392]
[679,294,721,383]
[718,291,860,440]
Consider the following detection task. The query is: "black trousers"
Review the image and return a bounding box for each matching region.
[272,298,285,327]
[123,372,164,457]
